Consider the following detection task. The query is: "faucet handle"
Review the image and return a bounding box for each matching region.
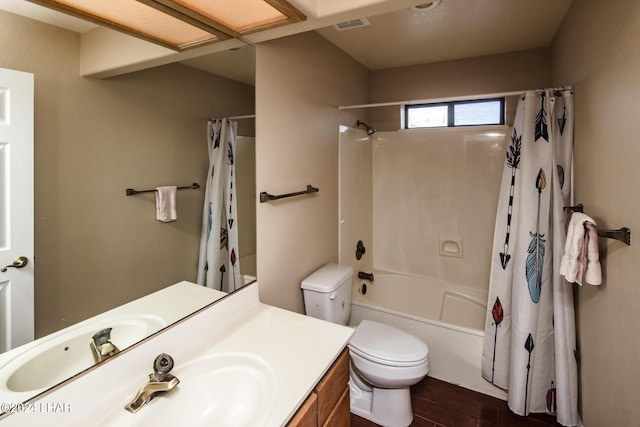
[152,353,175,382]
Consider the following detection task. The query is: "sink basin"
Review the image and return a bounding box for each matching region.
[0,315,166,394]
[102,352,277,427]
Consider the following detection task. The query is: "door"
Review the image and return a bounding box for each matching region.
[0,68,34,353]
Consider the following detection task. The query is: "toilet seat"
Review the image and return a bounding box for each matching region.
[349,320,429,367]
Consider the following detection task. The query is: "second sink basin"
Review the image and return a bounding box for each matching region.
[103,352,277,427]
[0,315,166,394]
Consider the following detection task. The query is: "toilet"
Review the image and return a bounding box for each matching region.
[301,263,430,427]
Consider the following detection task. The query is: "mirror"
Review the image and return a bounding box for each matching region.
[0,6,256,406]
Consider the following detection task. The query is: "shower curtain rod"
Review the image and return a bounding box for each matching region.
[228,114,256,120]
[337,86,573,110]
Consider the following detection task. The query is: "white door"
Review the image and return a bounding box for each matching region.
[0,68,34,353]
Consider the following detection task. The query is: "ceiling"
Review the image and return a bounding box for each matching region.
[0,0,573,82]
[317,0,573,70]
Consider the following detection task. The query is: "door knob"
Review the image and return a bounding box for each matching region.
[1,256,29,272]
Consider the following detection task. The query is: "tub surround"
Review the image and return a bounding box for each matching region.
[351,272,488,331]
[0,282,353,426]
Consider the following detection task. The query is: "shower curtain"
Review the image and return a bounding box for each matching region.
[481,89,578,426]
[197,118,242,292]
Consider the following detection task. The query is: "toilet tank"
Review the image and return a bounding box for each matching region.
[301,263,353,325]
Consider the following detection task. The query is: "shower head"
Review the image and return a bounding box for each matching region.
[356,120,376,136]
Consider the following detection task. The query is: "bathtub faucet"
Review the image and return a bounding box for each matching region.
[358,271,374,281]
[90,327,120,363]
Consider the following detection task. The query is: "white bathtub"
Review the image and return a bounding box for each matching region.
[349,272,507,400]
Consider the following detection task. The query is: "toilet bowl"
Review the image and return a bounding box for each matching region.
[348,320,429,426]
[301,263,430,427]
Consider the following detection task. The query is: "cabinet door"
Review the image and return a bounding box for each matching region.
[316,349,350,425]
[287,391,318,427]
[322,386,350,427]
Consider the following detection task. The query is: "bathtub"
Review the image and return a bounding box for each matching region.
[349,272,507,400]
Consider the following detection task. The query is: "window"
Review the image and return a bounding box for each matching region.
[405,98,505,129]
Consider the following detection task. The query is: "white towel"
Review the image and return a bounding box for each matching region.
[559,216,576,277]
[561,214,587,284]
[584,223,602,285]
[155,186,177,222]
[560,212,601,285]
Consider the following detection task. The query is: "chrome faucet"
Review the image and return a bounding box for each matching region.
[125,353,180,413]
[90,328,120,363]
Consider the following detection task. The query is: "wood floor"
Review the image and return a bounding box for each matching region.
[351,377,563,427]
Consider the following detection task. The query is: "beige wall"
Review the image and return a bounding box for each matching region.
[236,136,257,277]
[0,11,255,337]
[255,31,370,313]
[551,1,640,425]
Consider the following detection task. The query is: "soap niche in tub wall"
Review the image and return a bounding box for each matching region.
[439,237,463,258]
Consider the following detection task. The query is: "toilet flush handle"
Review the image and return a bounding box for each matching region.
[329,291,338,300]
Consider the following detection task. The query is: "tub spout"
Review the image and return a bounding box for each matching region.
[358,271,374,281]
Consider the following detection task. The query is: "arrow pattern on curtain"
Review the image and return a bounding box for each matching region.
[558,103,567,135]
[220,227,228,250]
[490,296,504,383]
[524,333,535,414]
[499,129,522,269]
[526,168,547,303]
[535,92,549,142]
[213,129,221,148]
[546,381,557,412]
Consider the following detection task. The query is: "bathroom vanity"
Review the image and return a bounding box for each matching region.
[287,348,350,426]
[0,281,353,426]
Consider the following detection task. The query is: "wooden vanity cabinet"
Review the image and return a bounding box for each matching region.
[287,392,318,427]
[287,348,350,427]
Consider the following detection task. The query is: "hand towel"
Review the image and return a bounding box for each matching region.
[156,186,177,222]
[565,215,587,284]
[584,223,602,285]
[560,212,598,285]
[559,218,576,277]
[575,224,589,285]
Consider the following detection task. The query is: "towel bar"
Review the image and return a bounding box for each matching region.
[563,204,631,245]
[597,227,631,246]
[260,185,319,203]
[126,182,200,196]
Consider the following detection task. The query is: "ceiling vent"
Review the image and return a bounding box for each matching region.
[334,17,371,31]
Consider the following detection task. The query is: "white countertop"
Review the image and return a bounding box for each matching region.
[0,282,353,426]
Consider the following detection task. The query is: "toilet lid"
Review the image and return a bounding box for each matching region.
[349,320,428,365]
